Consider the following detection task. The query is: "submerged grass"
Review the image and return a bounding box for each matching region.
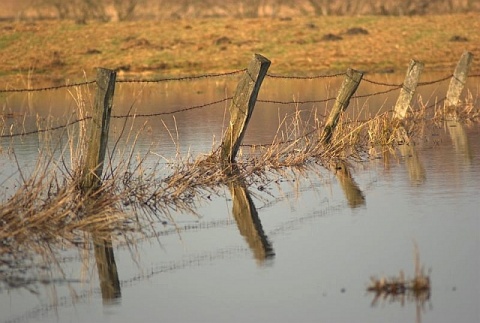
[0,83,479,292]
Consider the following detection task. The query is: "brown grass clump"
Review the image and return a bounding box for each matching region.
[0,80,478,295]
[367,242,431,307]
[113,89,480,208]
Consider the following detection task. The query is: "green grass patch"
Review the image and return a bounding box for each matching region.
[0,33,21,50]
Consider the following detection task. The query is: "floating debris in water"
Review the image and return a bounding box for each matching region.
[367,242,431,305]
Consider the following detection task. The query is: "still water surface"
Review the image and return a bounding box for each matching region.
[1,73,479,323]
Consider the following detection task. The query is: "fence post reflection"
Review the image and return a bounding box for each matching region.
[446,120,472,163]
[93,234,121,304]
[399,144,426,185]
[334,161,365,208]
[227,168,274,265]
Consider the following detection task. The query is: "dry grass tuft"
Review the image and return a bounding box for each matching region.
[367,242,431,306]
[0,85,479,293]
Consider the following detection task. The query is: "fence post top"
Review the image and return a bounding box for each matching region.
[409,60,425,68]
[346,68,364,74]
[346,68,364,76]
[253,53,271,64]
[95,67,117,74]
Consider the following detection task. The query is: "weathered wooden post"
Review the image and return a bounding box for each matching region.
[393,60,424,120]
[321,68,363,144]
[393,60,424,144]
[445,51,473,119]
[220,54,270,164]
[81,68,116,192]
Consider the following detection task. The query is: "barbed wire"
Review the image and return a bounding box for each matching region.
[116,69,246,83]
[352,86,402,99]
[0,117,91,138]
[0,68,475,139]
[0,98,232,138]
[0,70,246,94]
[257,97,336,105]
[362,78,402,87]
[257,86,403,106]
[417,74,453,87]
[0,81,96,93]
[0,71,467,94]
[266,72,345,79]
[111,97,232,119]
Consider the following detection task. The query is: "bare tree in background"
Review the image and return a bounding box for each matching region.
[25,0,480,20]
[33,0,109,22]
[113,0,144,21]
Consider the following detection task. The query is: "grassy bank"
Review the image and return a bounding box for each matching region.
[0,14,479,86]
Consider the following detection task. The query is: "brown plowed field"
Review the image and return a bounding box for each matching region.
[0,14,479,86]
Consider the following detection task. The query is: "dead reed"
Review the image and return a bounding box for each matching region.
[0,87,478,293]
[367,242,431,307]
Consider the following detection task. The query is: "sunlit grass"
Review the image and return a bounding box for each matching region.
[0,14,478,85]
[0,80,478,293]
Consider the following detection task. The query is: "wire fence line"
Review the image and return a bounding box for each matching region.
[0,69,477,139]
[116,69,247,84]
[1,70,476,94]
[0,117,92,138]
[0,80,96,93]
[265,72,345,79]
[111,97,232,119]
[0,70,245,94]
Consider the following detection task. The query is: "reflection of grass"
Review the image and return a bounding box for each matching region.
[367,242,431,307]
[0,80,478,294]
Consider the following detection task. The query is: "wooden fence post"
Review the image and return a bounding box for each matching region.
[321,68,363,144]
[445,51,473,119]
[220,54,270,164]
[393,60,424,120]
[81,68,116,192]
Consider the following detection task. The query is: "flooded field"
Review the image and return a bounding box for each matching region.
[1,72,479,323]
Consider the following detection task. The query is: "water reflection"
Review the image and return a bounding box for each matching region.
[93,234,121,304]
[227,166,275,265]
[1,73,478,323]
[370,290,431,323]
[398,143,426,186]
[334,161,365,208]
[446,120,472,163]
